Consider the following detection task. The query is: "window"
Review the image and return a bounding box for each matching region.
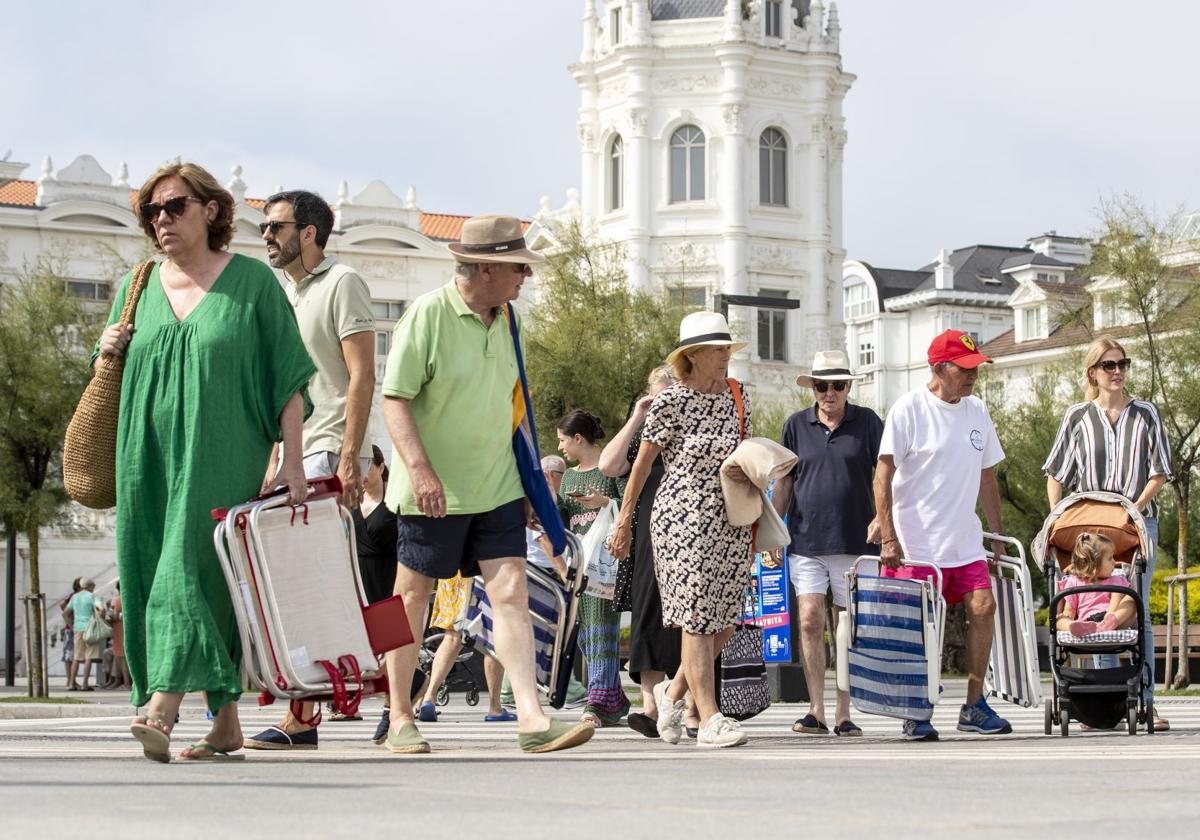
[843,282,873,321]
[667,285,707,311]
[759,128,788,206]
[608,135,624,212]
[765,0,783,37]
[670,125,706,203]
[372,300,406,356]
[856,324,875,368]
[66,279,110,300]
[757,288,788,363]
[610,7,622,45]
[1021,306,1043,341]
[1036,272,1059,282]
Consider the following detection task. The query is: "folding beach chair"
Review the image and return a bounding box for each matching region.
[213,477,412,719]
[984,532,1042,709]
[836,557,945,722]
[464,532,586,709]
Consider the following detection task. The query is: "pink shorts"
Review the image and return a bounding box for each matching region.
[881,559,991,605]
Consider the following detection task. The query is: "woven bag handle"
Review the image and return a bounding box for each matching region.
[96,260,154,373]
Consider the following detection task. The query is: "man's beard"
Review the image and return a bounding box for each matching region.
[269,233,302,269]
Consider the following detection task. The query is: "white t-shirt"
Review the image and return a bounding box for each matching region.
[880,387,1004,567]
[526,528,556,571]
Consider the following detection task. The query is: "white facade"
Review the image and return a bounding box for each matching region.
[0,154,460,671]
[569,0,854,392]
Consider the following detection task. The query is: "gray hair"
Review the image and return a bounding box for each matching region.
[540,455,566,474]
[454,261,479,279]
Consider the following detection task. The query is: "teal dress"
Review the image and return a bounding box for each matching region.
[100,254,315,712]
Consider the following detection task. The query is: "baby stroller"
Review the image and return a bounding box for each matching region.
[1032,491,1154,736]
[419,630,483,707]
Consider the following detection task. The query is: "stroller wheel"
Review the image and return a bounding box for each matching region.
[1044,699,1053,736]
[466,688,480,706]
[436,684,450,706]
[1127,704,1137,736]
[1059,709,1069,737]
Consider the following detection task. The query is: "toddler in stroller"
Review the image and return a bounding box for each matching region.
[1055,533,1136,637]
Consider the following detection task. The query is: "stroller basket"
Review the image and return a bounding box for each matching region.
[837,558,945,722]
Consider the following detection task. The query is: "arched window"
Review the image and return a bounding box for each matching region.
[670,125,705,203]
[608,135,624,212]
[759,128,788,206]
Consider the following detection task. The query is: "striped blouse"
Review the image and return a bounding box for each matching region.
[1042,399,1174,517]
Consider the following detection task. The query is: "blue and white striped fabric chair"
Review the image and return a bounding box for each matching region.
[985,534,1043,709]
[837,558,945,722]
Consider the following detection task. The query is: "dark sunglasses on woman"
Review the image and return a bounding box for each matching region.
[1093,358,1131,373]
[813,381,848,393]
[139,195,203,224]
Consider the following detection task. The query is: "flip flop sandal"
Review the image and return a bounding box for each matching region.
[130,717,172,764]
[180,741,245,762]
[792,714,830,735]
[834,720,863,737]
[579,711,602,727]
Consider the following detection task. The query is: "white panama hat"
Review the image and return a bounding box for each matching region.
[665,311,748,367]
[795,350,864,387]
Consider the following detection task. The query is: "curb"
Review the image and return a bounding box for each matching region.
[0,703,134,720]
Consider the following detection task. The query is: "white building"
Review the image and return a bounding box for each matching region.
[565,0,854,392]
[842,232,1091,411]
[0,153,465,671]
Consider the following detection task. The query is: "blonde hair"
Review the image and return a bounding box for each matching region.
[1069,532,1115,581]
[668,348,698,382]
[1082,336,1127,400]
[133,162,235,253]
[647,364,676,389]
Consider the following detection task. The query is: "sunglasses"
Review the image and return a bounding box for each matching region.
[140,195,203,224]
[258,220,307,236]
[813,381,848,393]
[1093,358,1131,373]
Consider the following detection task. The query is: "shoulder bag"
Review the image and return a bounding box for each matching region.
[63,260,155,509]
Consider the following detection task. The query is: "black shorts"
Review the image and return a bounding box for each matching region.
[396,497,526,579]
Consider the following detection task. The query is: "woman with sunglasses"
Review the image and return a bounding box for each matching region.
[1043,335,1173,730]
[96,161,315,762]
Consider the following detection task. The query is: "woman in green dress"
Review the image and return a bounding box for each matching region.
[96,162,315,762]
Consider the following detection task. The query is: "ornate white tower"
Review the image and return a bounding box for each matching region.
[570,0,854,391]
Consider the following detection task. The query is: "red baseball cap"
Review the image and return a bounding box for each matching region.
[927,329,992,368]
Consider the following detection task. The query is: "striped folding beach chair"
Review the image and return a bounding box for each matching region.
[837,558,945,722]
[985,533,1043,709]
[463,533,585,709]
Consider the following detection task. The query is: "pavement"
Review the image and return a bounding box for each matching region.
[3,678,1200,838]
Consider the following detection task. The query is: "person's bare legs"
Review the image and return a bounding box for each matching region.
[668,626,736,723]
[180,700,244,758]
[421,629,464,707]
[477,556,550,734]
[386,566,434,734]
[137,690,185,733]
[639,669,666,719]
[118,656,131,689]
[483,654,507,716]
[797,594,829,725]
[79,657,93,689]
[66,658,80,689]
[962,588,997,705]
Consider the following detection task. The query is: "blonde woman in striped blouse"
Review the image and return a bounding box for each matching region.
[1043,335,1172,730]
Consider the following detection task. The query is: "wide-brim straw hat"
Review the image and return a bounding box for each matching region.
[447,214,546,264]
[795,349,864,387]
[665,311,748,367]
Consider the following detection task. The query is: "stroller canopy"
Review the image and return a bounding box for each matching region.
[1032,491,1152,573]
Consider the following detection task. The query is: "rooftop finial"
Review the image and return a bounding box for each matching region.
[40,155,53,181]
[117,161,129,187]
[227,164,247,203]
[337,180,350,205]
[405,185,418,209]
[827,2,841,48]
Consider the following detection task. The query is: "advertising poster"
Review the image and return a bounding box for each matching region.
[743,552,792,663]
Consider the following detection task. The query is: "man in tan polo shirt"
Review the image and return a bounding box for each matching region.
[246,189,377,751]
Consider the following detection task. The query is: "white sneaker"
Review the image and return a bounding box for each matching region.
[697,713,748,749]
[653,681,685,744]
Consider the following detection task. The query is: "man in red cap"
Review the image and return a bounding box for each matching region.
[871,330,1010,741]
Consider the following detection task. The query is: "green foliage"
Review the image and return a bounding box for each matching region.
[524,222,684,452]
[1148,565,1200,625]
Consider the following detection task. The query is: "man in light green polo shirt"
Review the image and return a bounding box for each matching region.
[247,189,376,752]
[380,214,593,756]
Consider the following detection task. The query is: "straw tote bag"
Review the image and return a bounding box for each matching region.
[63,260,155,509]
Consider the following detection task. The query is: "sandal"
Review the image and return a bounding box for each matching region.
[179,741,245,762]
[834,720,863,737]
[579,710,602,727]
[792,714,830,735]
[130,716,172,764]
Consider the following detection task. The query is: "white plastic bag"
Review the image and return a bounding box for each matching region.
[581,501,620,600]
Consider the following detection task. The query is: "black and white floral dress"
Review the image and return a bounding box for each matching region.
[643,382,754,634]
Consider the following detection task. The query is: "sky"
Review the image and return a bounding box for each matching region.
[2,0,1196,268]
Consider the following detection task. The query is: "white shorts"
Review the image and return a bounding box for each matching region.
[788,553,875,608]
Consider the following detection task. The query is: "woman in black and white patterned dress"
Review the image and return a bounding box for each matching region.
[611,312,754,749]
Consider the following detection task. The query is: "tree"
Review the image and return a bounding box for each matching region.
[0,256,103,696]
[1086,196,1200,685]
[524,222,685,449]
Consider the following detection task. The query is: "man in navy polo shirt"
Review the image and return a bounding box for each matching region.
[771,350,883,737]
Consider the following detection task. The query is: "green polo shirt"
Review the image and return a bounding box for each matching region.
[382,279,524,516]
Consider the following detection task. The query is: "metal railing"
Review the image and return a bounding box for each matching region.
[1163,571,1199,689]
